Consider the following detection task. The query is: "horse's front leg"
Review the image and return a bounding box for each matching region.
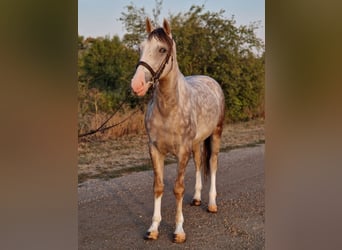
[173,148,190,243]
[145,143,165,240]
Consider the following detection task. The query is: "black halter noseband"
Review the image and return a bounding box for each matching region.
[136,37,173,86]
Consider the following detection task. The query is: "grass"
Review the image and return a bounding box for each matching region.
[78,140,265,184]
[78,157,179,184]
[78,164,153,184]
[78,118,265,184]
[78,109,146,139]
[220,139,265,152]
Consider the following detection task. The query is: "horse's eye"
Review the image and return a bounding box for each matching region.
[159,48,167,53]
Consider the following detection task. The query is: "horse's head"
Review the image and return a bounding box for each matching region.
[131,18,174,96]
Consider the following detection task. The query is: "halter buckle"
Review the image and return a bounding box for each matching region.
[149,78,159,88]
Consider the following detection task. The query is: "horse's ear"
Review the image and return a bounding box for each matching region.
[163,18,172,36]
[146,17,154,33]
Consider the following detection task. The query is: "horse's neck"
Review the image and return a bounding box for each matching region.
[155,66,182,114]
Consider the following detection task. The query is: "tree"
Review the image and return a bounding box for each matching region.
[119,4,265,121]
[78,35,139,109]
[120,0,163,49]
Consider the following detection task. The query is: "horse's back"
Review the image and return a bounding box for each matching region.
[185,75,224,100]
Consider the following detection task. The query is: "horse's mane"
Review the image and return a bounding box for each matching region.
[148,28,173,49]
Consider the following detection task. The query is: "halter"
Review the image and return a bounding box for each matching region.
[136,38,173,87]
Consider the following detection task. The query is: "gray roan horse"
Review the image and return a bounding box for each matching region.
[131,18,225,243]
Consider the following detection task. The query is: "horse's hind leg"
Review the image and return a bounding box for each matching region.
[191,143,202,206]
[208,125,223,213]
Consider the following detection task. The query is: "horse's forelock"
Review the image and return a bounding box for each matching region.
[148,28,173,49]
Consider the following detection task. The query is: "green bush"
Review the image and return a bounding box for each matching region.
[78,3,265,127]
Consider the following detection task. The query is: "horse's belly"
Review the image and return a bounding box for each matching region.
[193,123,217,144]
[192,103,221,142]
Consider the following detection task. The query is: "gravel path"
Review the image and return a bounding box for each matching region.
[78,144,264,249]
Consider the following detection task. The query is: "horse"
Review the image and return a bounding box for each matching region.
[131,18,225,243]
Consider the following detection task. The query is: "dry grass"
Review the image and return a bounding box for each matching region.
[78,117,265,183]
[78,107,146,139]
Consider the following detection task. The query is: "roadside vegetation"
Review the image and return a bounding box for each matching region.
[78,1,264,139]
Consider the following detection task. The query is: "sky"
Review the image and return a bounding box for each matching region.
[78,0,264,41]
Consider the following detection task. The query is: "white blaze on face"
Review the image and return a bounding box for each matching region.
[131,67,150,96]
[131,39,155,97]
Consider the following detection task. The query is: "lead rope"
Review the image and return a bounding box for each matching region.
[79,39,173,139]
[78,89,144,139]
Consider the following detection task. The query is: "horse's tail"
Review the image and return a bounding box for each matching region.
[202,136,212,180]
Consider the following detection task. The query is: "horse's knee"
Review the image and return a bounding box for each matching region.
[209,153,218,170]
[154,183,164,197]
[173,181,184,199]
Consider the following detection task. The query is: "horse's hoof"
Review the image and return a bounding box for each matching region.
[191,199,201,206]
[173,232,186,243]
[207,205,218,213]
[144,231,159,240]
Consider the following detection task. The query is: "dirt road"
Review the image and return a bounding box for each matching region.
[78,144,264,249]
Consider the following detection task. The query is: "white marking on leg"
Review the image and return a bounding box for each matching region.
[193,170,202,201]
[174,206,184,234]
[209,170,217,207]
[148,195,162,232]
[175,200,184,234]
